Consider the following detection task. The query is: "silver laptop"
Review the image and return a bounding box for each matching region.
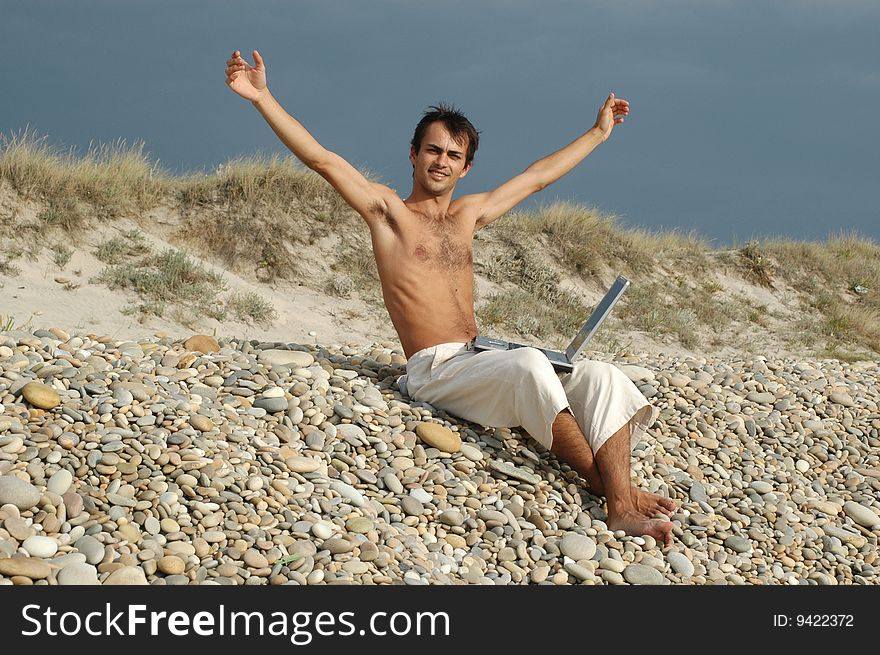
[468,275,630,373]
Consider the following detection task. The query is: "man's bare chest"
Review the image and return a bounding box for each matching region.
[413,209,473,273]
[411,233,473,273]
[379,210,475,274]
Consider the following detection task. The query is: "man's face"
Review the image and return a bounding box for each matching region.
[410,122,471,196]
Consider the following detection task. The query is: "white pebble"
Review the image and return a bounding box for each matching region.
[22,535,59,558]
[47,469,73,496]
[312,522,334,540]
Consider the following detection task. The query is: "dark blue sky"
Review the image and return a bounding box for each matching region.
[3,0,878,247]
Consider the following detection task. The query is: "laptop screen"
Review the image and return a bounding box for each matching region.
[564,275,630,361]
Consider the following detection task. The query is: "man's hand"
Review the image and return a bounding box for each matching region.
[225,50,268,103]
[593,93,630,142]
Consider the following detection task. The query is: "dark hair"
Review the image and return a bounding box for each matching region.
[410,103,480,167]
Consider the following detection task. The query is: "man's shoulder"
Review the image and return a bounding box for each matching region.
[450,193,494,230]
[449,193,488,218]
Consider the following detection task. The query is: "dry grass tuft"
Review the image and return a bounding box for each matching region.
[763,231,880,353]
[176,154,358,281]
[0,129,167,234]
[51,243,73,269]
[476,244,587,341]
[477,288,585,346]
[0,253,22,277]
[326,245,383,306]
[487,201,710,278]
[95,229,151,264]
[225,291,278,328]
[92,247,228,321]
[738,241,776,288]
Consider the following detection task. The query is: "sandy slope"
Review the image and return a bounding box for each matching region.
[0,177,393,346]
[0,180,869,363]
[1,225,397,348]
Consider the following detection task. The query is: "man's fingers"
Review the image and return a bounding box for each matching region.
[253,50,265,69]
[228,50,249,65]
[229,52,251,71]
[226,69,245,84]
[226,57,247,74]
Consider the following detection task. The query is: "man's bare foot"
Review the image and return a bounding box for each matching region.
[607,511,674,548]
[632,487,677,518]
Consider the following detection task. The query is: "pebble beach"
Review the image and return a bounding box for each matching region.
[1,328,878,586]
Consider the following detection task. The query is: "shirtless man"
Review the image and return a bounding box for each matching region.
[226,49,676,546]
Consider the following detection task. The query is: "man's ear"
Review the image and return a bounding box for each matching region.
[458,162,472,179]
[409,146,417,168]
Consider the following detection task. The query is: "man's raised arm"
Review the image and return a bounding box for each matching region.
[225,50,389,221]
[471,93,630,230]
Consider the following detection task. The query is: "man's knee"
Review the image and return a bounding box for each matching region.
[513,347,555,374]
[573,359,613,374]
[569,360,623,386]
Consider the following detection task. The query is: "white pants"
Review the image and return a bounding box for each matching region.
[398,342,657,453]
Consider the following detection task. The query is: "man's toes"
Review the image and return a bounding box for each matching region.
[651,521,674,548]
[639,494,675,518]
[646,494,676,516]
